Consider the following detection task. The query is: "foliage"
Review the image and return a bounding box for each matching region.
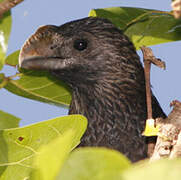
[0,115,87,179]
[89,7,181,49]
[57,148,131,180]
[0,10,11,70]
[0,110,20,129]
[0,3,181,180]
[122,158,181,180]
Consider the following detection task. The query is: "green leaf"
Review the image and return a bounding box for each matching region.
[5,70,72,107]
[122,158,181,180]
[5,50,20,66]
[57,147,131,180]
[0,115,87,180]
[0,9,12,70]
[89,7,181,49]
[31,130,76,180]
[3,50,72,106]
[0,110,20,129]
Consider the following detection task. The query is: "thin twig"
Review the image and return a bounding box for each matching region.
[0,72,21,89]
[141,46,166,158]
[141,46,165,119]
[0,76,9,89]
[144,60,152,119]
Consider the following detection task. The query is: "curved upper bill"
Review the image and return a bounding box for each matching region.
[18,25,64,71]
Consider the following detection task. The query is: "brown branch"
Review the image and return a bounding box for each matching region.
[171,0,181,19]
[141,46,166,158]
[0,0,24,17]
[141,46,165,120]
[150,100,181,161]
[141,47,181,161]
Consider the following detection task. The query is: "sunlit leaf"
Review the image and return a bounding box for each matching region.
[57,148,130,180]
[0,6,12,70]
[89,7,181,49]
[122,158,181,180]
[31,130,75,180]
[5,50,20,66]
[0,115,87,180]
[5,70,72,107]
[0,110,20,129]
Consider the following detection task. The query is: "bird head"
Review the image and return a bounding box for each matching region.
[19,17,141,88]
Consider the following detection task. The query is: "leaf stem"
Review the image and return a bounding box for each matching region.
[0,76,9,89]
[0,73,22,89]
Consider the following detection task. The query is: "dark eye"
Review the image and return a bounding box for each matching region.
[73,39,88,51]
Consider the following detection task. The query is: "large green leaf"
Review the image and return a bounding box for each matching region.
[0,3,12,70]
[31,130,76,180]
[3,51,72,107]
[89,7,181,49]
[57,147,130,180]
[0,115,87,180]
[5,70,72,107]
[122,158,181,180]
[0,110,20,129]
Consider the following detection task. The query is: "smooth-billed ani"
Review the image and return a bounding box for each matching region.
[19,17,166,162]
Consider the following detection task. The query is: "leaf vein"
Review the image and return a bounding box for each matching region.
[9,80,70,106]
[27,81,55,91]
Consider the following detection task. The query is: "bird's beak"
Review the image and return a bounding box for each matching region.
[19,55,68,71]
[19,25,68,71]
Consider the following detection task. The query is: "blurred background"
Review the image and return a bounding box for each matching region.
[1,0,180,126]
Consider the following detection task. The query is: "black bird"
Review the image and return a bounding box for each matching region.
[19,17,166,162]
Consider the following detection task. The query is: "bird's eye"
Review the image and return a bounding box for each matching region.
[73,39,88,51]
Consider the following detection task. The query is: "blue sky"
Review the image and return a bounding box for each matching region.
[1,0,181,126]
